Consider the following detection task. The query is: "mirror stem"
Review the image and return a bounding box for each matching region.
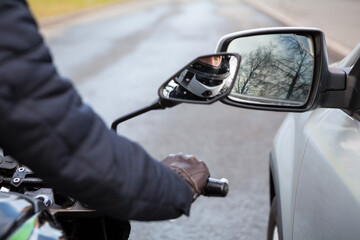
[111,98,179,131]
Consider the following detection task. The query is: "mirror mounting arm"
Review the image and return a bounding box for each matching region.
[320,68,347,92]
[319,59,360,117]
[318,68,347,108]
[319,44,360,116]
[111,98,179,131]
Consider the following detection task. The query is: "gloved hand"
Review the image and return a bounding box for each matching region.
[161,153,210,201]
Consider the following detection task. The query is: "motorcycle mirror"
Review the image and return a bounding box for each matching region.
[158,53,241,104]
[111,53,240,131]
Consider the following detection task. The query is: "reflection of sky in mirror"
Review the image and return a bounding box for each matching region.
[298,35,310,51]
[228,34,278,55]
[228,34,313,56]
[296,35,314,57]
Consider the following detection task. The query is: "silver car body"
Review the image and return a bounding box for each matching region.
[273,107,360,239]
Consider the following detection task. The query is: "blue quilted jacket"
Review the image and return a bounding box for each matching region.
[0,0,192,220]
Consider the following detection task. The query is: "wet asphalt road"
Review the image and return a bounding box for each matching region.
[41,0,288,239]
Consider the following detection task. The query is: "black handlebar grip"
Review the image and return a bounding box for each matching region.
[203,178,229,197]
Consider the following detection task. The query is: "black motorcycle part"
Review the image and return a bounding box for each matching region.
[0,155,18,175]
[57,216,131,240]
[203,178,229,197]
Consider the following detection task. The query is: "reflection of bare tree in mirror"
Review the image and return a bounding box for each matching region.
[233,34,314,103]
[234,44,277,95]
[275,35,314,101]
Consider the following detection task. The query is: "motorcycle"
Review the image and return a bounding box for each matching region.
[0,52,241,240]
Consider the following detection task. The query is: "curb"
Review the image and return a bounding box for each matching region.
[247,0,352,59]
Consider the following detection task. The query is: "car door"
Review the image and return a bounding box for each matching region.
[293,108,360,239]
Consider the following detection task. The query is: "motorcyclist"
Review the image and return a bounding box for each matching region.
[0,0,209,223]
[170,55,231,100]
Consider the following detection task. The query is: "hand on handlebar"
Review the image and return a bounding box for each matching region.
[161,153,210,201]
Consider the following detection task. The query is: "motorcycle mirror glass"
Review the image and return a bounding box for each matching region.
[158,53,241,104]
[225,33,315,106]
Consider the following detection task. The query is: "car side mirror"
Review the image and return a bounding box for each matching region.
[215,27,346,112]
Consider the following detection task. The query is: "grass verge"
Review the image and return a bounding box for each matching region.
[28,0,132,20]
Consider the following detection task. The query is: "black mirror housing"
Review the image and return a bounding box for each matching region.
[216,27,341,112]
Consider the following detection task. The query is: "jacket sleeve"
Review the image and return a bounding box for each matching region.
[0,0,193,220]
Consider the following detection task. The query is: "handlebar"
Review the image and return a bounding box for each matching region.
[203,178,229,197]
[2,166,229,199]
[2,175,230,197]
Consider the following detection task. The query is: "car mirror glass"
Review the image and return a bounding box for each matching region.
[226,33,315,106]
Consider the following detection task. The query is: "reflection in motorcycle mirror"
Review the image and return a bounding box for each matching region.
[158,53,241,104]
